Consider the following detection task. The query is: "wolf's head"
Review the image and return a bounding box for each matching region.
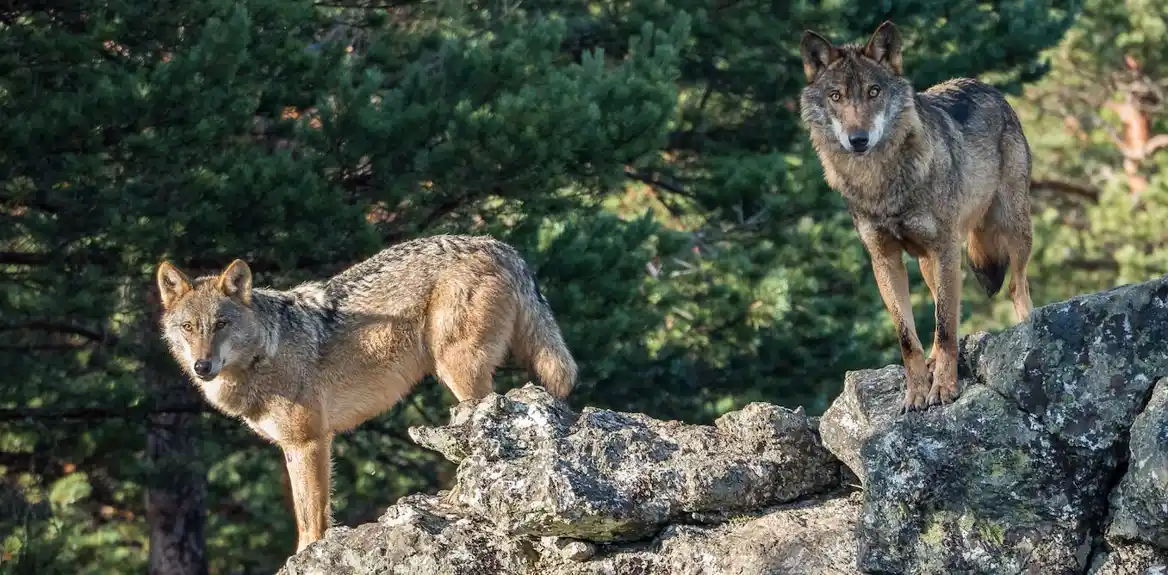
[798,21,913,155]
[156,259,263,381]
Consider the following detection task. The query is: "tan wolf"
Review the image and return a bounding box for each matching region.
[155,234,578,553]
[798,21,1034,412]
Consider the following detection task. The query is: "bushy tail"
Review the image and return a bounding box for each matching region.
[967,230,1009,299]
[512,274,577,399]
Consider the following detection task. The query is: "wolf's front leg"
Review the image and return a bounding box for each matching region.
[926,245,962,406]
[866,238,930,412]
[283,435,333,554]
[918,255,941,378]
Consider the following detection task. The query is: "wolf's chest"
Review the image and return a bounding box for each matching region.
[200,379,232,407]
[245,414,284,443]
[199,378,253,417]
[851,206,939,258]
[878,219,933,258]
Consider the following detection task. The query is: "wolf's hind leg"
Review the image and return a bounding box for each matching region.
[429,274,518,403]
[1006,229,1034,322]
[996,131,1035,323]
[972,178,1033,323]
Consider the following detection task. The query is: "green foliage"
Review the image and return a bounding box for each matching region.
[1,0,1090,572]
[964,0,1168,332]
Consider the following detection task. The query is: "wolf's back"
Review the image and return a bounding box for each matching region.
[919,78,1028,146]
[327,235,578,397]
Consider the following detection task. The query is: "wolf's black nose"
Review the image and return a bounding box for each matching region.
[193,359,213,377]
[849,132,870,151]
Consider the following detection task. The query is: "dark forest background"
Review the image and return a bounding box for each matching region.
[4,0,1167,572]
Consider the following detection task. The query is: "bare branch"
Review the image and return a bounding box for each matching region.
[625,168,694,198]
[0,249,345,276]
[0,402,424,447]
[314,0,419,7]
[1031,179,1100,202]
[1145,134,1168,156]
[0,343,93,352]
[1066,258,1119,272]
[0,402,204,422]
[0,251,47,266]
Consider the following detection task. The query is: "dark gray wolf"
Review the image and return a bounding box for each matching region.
[799,21,1034,412]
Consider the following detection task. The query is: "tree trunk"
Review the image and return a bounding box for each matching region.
[145,382,209,575]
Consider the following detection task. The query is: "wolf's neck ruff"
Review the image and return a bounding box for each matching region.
[249,284,339,359]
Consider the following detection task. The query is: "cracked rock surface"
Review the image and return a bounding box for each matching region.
[1108,376,1168,550]
[281,276,1168,575]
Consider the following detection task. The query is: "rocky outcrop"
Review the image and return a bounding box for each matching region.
[818,277,1168,574]
[281,385,851,575]
[281,489,862,575]
[280,276,1168,575]
[407,386,840,542]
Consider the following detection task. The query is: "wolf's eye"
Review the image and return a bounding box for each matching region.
[180,322,194,332]
[829,91,841,102]
[213,320,229,330]
[868,86,881,98]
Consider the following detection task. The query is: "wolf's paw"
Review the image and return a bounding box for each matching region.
[926,376,959,406]
[900,385,930,413]
[925,355,959,406]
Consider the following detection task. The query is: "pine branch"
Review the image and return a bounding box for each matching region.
[0,403,204,422]
[0,320,119,345]
[625,168,697,199]
[1030,179,1100,202]
[0,402,426,447]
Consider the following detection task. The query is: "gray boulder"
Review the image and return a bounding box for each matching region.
[1087,541,1168,575]
[819,275,1168,574]
[1109,376,1168,549]
[408,384,840,542]
[819,332,991,486]
[823,366,1102,574]
[556,492,861,575]
[280,491,862,575]
[280,385,849,575]
[977,279,1168,455]
[279,494,537,575]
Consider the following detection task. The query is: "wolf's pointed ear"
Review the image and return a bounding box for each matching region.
[218,259,253,305]
[800,30,839,82]
[864,20,903,75]
[157,262,193,310]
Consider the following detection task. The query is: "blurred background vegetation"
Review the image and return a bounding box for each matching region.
[2,0,1165,572]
